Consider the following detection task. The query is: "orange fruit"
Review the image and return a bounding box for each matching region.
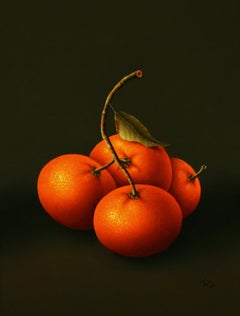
[93,184,182,257]
[90,134,172,190]
[169,157,202,218]
[37,154,116,230]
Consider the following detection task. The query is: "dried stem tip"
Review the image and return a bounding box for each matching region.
[136,70,143,78]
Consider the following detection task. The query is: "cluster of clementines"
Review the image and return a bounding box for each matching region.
[37,70,206,258]
[37,134,206,258]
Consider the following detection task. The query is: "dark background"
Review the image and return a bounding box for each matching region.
[1,1,240,315]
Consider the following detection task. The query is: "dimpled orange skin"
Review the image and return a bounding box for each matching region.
[93,184,183,257]
[37,154,116,230]
[169,157,201,218]
[90,134,172,191]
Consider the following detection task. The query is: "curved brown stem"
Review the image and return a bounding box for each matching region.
[92,159,115,176]
[189,164,207,181]
[100,70,142,198]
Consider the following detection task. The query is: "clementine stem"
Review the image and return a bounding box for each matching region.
[100,70,142,198]
[189,164,207,181]
[92,159,115,176]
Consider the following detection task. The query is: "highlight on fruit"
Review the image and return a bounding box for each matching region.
[37,69,207,257]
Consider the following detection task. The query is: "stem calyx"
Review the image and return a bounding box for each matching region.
[92,159,115,176]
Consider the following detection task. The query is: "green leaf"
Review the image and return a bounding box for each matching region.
[110,105,170,147]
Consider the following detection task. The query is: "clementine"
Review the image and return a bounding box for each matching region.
[169,157,205,218]
[90,134,172,190]
[93,184,182,257]
[37,154,116,230]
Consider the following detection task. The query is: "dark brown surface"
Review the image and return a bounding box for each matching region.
[2,1,240,315]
